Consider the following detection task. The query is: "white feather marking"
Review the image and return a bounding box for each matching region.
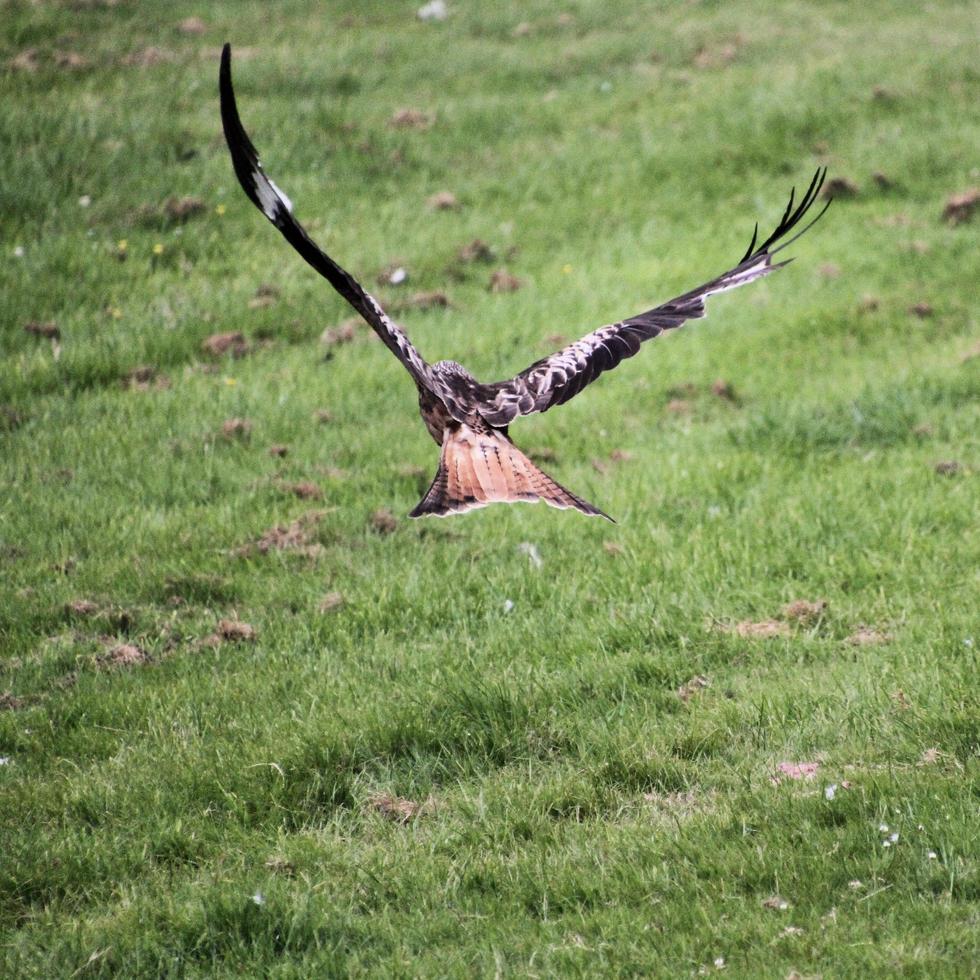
[253,170,294,220]
[268,178,293,213]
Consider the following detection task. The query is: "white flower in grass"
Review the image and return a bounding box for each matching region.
[882,840,891,848]
[252,892,265,906]
[0,756,9,766]
[928,851,938,860]
[13,246,24,258]
[879,823,889,833]
[502,599,515,613]
[824,784,837,800]
[713,956,726,969]
[417,0,448,21]
[889,832,899,843]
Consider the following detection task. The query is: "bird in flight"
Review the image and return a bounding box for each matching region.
[219,44,828,522]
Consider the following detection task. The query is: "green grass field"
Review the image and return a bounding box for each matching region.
[2,1,978,975]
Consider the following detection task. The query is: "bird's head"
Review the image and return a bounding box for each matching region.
[433,359,476,382]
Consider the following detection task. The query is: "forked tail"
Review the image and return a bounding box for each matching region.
[409,424,613,521]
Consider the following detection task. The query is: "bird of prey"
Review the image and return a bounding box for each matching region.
[219,44,828,522]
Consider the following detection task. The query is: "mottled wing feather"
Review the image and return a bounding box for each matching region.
[478,169,830,426]
[219,44,435,391]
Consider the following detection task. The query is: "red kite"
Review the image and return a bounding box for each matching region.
[220,44,828,521]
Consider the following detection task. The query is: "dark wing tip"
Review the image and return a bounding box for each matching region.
[741,166,829,264]
[218,42,268,216]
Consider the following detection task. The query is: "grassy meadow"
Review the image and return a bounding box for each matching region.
[1,0,978,975]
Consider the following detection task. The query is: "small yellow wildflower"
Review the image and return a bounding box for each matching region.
[561,264,572,275]
[117,239,128,252]
[107,306,122,319]
[152,243,164,255]
[224,377,237,387]
[215,204,227,216]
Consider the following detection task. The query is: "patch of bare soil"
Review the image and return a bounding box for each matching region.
[318,591,345,613]
[426,191,458,210]
[216,619,256,642]
[934,460,960,476]
[123,365,170,391]
[221,417,252,440]
[392,291,451,312]
[248,283,279,309]
[846,626,891,646]
[641,789,706,818]
[264,855,295,875]
[677,675,709,703]
[66,599,99,617]
[321,319,360,346]
[772,761,820,784]
[24,321,60,340]
[959,339,980,364]
[370,509,398,534]
[98,643,149,669]
[202,331,249,358]
[280,481,323,501]
[241,511,327,558]
[943,188,979,225]
[692,41,739,69]
[177,16,207,34]
[488,269,522,293]
[53,50,90,70]
[164,196,205,222]
[388,108,435,129]
[909,302,933,318]
[0,692,25,711]
[732,620,790,639]
[368,793,430,823]
[268,444,289,458]
[9,49,41,72]
[891,689,911,711]
[457,239,496,264]
[782,599,827,623]
[710,379,739,402]
[822,176,859,199]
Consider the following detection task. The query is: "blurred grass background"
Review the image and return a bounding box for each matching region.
[1,1,977,976]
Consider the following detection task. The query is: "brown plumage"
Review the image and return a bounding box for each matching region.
[410,422,609,519]
[219,45,829,522]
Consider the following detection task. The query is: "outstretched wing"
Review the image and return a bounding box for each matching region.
[219,43,433,389]
[476,170,829,427]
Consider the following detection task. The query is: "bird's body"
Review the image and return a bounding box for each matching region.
[219,44,828,522]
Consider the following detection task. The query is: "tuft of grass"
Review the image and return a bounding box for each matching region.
[1,1,977,976]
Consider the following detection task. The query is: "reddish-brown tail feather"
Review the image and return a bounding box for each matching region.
[409,424,613,521]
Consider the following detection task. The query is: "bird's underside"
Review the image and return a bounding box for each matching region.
[219,43,829,522]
